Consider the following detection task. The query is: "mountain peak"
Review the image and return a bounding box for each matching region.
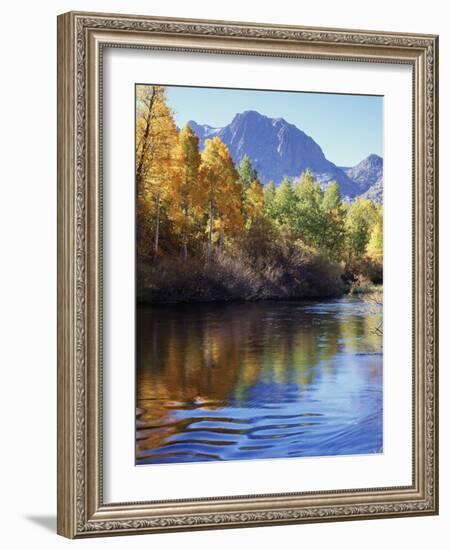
[234,110,293,128]
[367,153,382,162]
[187,120,222,139]
[272,116,288,124]
[343,154,383,201]
[347,153,383,174]
[189,111,382,199]
[362,153,383,168]
[241,109,262,117]
[230,110,270,125]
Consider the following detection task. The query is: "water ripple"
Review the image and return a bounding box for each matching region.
[136,297,383,464]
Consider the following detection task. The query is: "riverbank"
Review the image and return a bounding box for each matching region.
[137,249,349,304]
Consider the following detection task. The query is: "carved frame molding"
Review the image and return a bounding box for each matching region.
[57,11,438,538]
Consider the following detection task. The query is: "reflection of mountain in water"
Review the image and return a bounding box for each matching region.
[136,297,383,464]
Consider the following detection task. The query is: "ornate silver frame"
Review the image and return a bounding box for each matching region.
[57,11,439,538]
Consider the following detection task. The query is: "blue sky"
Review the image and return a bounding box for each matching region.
[165,85,383,167]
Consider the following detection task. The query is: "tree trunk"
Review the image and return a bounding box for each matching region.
[218,222,223,249]
[183,203,188,261]
[154,193,160,255]
[136,88,157,194]
[208,200,213,248]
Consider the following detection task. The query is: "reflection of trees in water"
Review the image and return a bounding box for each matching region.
[137,300,382,405]
[136,300,382,457]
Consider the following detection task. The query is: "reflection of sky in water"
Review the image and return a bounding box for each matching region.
[136,297,383,464]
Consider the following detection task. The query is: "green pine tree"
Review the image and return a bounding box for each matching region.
[238,155,259,190]
[274,176,297,226]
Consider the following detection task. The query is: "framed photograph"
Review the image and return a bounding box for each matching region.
[57,11,439,538]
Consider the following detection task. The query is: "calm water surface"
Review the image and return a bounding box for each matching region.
[136,297,382,464]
